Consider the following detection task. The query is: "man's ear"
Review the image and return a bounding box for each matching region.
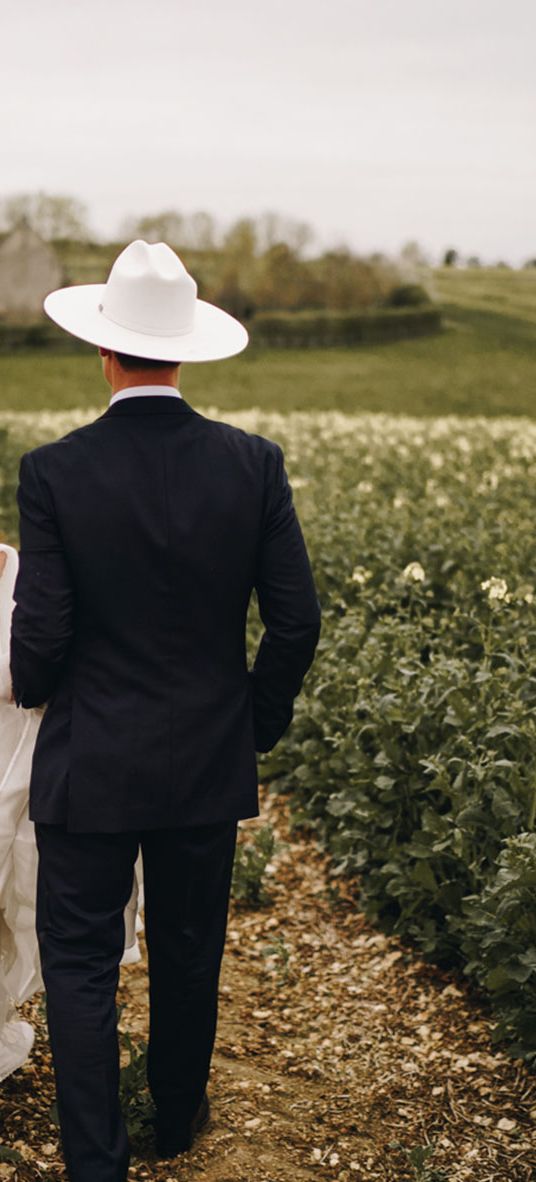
[98,347,111,358]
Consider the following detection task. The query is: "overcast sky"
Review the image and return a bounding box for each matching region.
[2,0,534,263]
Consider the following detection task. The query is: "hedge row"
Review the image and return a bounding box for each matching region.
[0,322,93,354]
[0,305,441,354]
[250,306,442,347]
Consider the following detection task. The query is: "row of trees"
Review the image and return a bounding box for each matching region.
[0,192,89,243]
[0,193,318,258]
[1,192,432,316]
[199,245,413,319]
[2,193,534,271]
[442,247,536,269]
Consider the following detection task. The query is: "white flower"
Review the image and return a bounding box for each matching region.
[524,590,534,604]
[351,566,372,585]
[357,480,373,494]
[402,562,425,583]
[393,495,407,509]
[480,577,511,603]
[435,494,450,508]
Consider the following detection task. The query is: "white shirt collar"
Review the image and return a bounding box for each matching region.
[109,385,182,406]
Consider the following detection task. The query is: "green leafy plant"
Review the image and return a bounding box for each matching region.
[261,934,293,983]
[0,1145,24,1163]
[389,1140,449,1181]
[455,833,536,1063]
[231,823,278,907]
[114,1005,154,1141]
[118,1028,154,1139]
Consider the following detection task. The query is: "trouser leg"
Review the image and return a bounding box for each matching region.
[34,822,139,1182]
[141,820,237,1122]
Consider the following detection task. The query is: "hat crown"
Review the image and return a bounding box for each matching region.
[101,240,197,338]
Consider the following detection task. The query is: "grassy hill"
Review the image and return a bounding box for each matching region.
[433,265,536,325]
[0,267,534,417]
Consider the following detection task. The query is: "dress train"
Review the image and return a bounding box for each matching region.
[0,543,144,1081]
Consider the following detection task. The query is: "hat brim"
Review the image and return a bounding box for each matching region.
[43,284,249,363]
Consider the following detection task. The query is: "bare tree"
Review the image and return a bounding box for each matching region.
[0,191,89,241]
[119,210,185,245]
[182,211,218,251]
[223,218,258,259]
[256,211,315,258]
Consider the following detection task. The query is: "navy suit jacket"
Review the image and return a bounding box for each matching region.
[9,394,321,832]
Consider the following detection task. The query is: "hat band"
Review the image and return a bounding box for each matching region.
[98,302,195,338]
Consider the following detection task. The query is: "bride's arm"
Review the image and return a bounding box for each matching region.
[10,451,75,709]
[0,653,14,702]
[0,551,14,702]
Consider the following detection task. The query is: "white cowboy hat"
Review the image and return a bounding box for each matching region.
[43,239,248,363]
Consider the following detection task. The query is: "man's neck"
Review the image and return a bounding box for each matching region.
[110,373,179,394]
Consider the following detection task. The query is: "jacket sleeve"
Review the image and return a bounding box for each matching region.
[249,441,321,753]
[10,450,75,708]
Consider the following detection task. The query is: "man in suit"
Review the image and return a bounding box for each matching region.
[9,240,321,1182]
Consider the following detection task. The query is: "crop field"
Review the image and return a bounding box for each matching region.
[1,401,535,1061]
[1,269,535,1061]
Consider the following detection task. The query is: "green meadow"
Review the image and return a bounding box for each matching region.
[0,267,534,417]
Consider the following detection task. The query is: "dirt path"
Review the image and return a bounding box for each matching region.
[2,791,536,1182]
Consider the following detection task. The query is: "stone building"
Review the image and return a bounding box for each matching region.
[0,221,63,321]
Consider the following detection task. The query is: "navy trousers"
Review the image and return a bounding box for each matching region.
[34,818,238,1182]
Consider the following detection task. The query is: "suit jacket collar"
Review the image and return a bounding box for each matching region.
[99,394,198,419]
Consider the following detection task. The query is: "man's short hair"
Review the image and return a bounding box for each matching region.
[114,352,180,371]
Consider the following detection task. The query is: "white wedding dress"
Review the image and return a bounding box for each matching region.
[0,543,144,1082]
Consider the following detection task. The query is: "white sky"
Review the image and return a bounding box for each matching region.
[1,0,535,263]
